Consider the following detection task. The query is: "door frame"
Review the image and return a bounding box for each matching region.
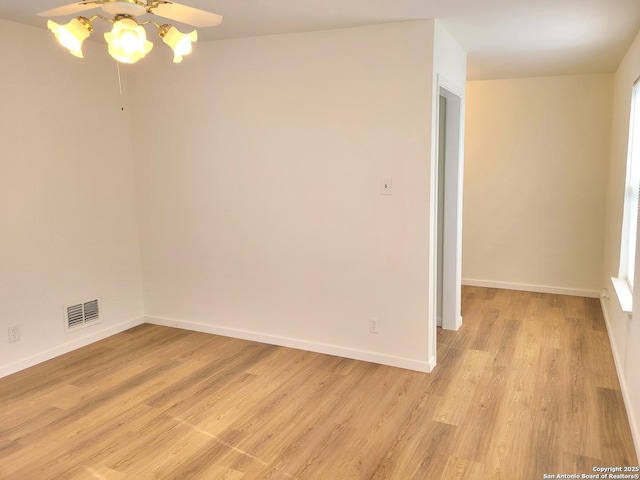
[432,74,464,335]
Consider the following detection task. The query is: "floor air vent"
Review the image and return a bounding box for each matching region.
[65,299,101,332]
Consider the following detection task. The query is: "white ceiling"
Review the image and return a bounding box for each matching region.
[1,0,639,80]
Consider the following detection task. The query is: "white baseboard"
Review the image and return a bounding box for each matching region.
[0,316,144,379]
[599,298,640,460]
[145,315,434,373]
[462,278,599,298]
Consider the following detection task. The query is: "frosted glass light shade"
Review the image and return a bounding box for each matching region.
[104,18,153,64]
[47,17,92,58]
[160,25,197,63]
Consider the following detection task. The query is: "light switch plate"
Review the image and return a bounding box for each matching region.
[380,178,392,195]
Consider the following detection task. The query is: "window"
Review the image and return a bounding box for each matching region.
[614,80,640,314]
[621,82,640,287]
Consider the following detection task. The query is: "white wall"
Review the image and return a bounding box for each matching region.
[0,20,144,376]
[601,28,640,456]
[431,22,467,334]
[0,19,466,376]
[129,20,443,371]
[433,22,467,90]
[463,74,613,297]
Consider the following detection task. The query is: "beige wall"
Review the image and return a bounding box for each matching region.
[0,19,466,376]
[0,20,144,375]
[129,20,464,371]
[463,74,613,296]
[601,28,640,455]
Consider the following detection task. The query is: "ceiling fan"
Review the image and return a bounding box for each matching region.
[38,0,223,64]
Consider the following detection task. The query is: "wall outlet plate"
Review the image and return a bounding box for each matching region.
[8,325,20,343]
[369,317,380,334]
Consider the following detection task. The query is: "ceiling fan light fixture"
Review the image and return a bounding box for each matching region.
[159,24,197,63]
[104,16,153,64]
[101,0,146,18]
[40,0,222,64]
[47,17,93,58]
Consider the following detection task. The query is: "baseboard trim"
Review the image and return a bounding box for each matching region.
[0,316,145,379]
[145,315,433,373]
[462,278,599,298]
[599,297,640,460]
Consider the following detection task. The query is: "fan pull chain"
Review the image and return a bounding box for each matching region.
[116,60,124,111]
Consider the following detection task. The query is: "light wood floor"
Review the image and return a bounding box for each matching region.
[0,287,637,479]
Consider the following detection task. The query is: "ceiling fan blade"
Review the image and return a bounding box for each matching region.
[36,1,101,17]
[149,2,222,28]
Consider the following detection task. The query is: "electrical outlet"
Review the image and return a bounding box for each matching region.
[8,325,20,343]
[369,318,380,334]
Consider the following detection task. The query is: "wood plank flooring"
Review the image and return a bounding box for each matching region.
[0,287,637,479]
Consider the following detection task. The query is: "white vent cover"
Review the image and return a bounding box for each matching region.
[64,299,101,333]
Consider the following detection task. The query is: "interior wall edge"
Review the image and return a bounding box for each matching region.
[461,278,599,298]
[0,316,145,380]
[599,297,640,459]
[144,315,434,373]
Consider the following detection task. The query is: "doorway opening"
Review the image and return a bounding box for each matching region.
[435,81,463,332]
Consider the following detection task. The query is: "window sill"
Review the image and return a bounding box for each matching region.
[610,276,633,315]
